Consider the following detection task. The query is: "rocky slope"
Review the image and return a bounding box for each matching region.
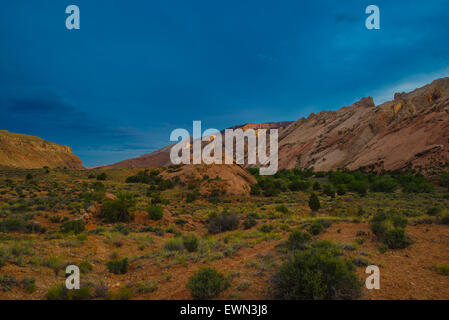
[105,77,449,174]
[278,77,449,173]
[0,130,84,169]
[104,121,292,169]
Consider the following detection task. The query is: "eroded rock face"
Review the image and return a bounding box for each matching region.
[104,77,449,174]
[277,77,449,173]
[0,130,84,169]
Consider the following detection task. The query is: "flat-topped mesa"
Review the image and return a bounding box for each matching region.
[0,130,84,169]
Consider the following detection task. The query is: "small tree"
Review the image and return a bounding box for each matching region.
[309,193,320,211]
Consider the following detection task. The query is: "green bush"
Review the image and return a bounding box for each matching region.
[0,216,46,234]
[243,215,258,229]
[207,211,239,234]
[439,172,449,187]
[101,193,135,223]
[250,184,262,196]
[336,184,347,195]
[349,180,369,196]
[187,267,230,300]
[186,192,197,203]
[440,214,449,225]
[371,176,399,193]
[106,258,129,274]
[308,193,320,211]
[60,220,85,234]
[289,179,312,191]
[271,241,362,300]
[308,220,324,235]
[286,230,311,251]
[147,205,163,220]
[79,261,93,274]
[427,207,442,216]
[46,284,91,300]
[96,173,107,181]
[164,237,184,251]
[275,204,289,214]
[183,234,199,252]
[20,277,37,293]
[371,210,412,249]
[322,184,335,197]
[109,286,133,300]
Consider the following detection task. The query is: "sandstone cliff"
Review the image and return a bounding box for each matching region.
[0,130,84,169]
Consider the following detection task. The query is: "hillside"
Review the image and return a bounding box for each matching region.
[0,130,84,169]
[104,77,449,175]
[278,77,449,173]
[103,121,292,169]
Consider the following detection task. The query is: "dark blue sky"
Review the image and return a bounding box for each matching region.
[1,1,449,166]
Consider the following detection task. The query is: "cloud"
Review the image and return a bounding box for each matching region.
[0,87,161,165]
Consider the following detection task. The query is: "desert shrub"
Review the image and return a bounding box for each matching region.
[113,224,132,235]
[96,173,107,181]
[313,182,321,191]
[101,193,135,223]
[137,280,159,293]
[308,193,320,211]
[286,230,311,251]
[437,264,449,276]
[20,277,37,293]
[349,180,369,196]
[0,216,26,233]
[322,184,335,197]
[329,171,355,185]
[336,184,347,195]
[439,172,449,187]
[439,214,449,225]
[243,215,257,229]
[92,281,109,298]
[126,169,159,184]
[164,237,184,251]
[275,204,289,214]
[308,220,324,235]
[259,224,274,233]
[45,255,66,276]
[371,210,412,249]
[427,207,443,216]
[106,258,129,274]
[49,216,62,223]
[289,179,312,191]
[207,211,239,234]
[399,175,434,193]
[0,216,46,234]
[107,286,133,300]
[79,261,93,274]
[250,184,261,196]
[187,267,230,300]
[271,241,362,300]
[46,284,91,300]
[60,220,85,234]
[370,176,399,193]
[382,228,412,249]
[183,234,199,252]
[0,274,18,292]
[257,178,283,197]
[147,205,163,220]
[186,191,198,203]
